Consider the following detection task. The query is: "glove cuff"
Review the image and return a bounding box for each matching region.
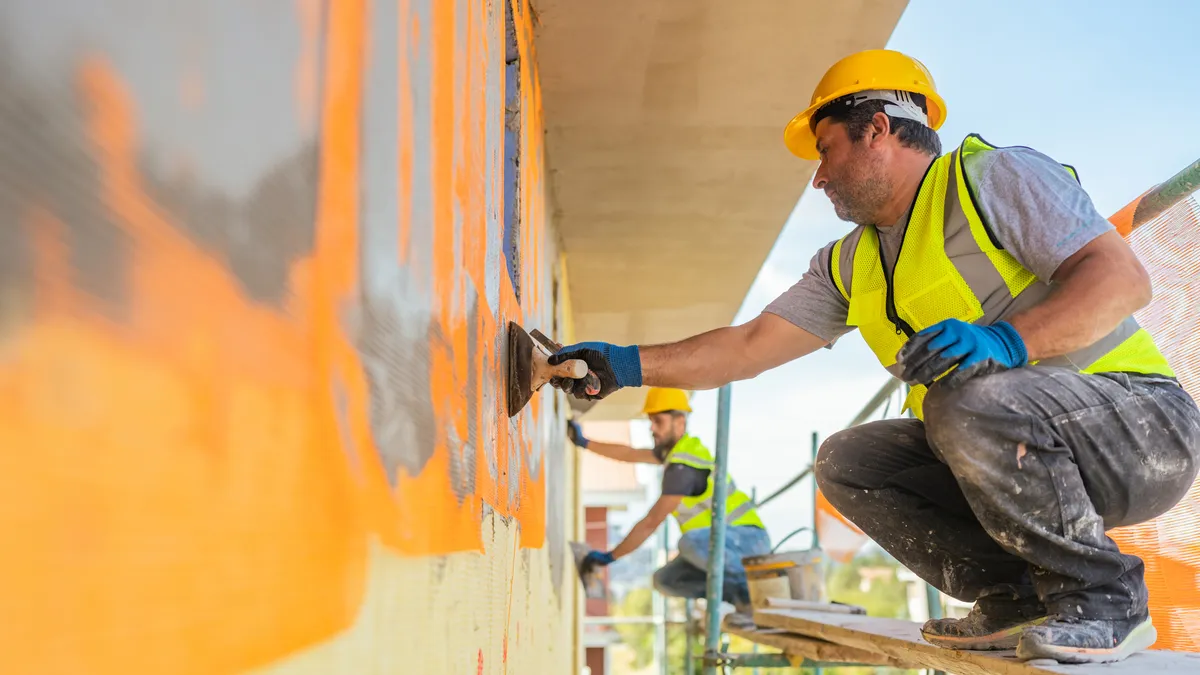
[609,345,644,388]
[992,322,1028,367]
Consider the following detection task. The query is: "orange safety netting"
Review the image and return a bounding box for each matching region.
[1112,179,1200,651]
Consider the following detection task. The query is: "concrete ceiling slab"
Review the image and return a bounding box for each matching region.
[536,0,908,419]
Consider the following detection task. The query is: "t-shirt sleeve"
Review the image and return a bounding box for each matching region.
[761,241,854,345]
[661,462,709,498]
[964,146,1115,281]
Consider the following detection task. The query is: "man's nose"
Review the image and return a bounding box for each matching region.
[812,163,829,190]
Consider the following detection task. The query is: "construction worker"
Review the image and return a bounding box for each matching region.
[551,49,1200,664]
[571,387,770,625]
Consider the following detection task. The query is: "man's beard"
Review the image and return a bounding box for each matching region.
[829,156,892,226]
[652,437,677,462]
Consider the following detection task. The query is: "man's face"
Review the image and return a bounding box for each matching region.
[810,117,894,226]
[649,412,685,459]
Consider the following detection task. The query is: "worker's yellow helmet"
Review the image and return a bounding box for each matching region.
[642,388,692,415]
[784,49,946,161]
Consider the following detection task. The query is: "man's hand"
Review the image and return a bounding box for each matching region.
[898,319,1028,387]
[583,550,615,567]
[549,341,642,400]
[567,420,589,448]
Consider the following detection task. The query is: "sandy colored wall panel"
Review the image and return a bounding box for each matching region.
[0,0,576,672]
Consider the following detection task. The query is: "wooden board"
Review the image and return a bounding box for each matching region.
[725,624,922,669]
[754,609,1200,675]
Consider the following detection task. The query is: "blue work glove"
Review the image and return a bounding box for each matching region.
[567,420,589,448]
[548,341,642,400]
[897,319,1028,388]
[583,550,615,567]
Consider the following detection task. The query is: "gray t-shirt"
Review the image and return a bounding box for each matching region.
[764,145,1115,343]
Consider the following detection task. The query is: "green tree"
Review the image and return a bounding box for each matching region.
[826,550,912,620]
[613,588,657,670]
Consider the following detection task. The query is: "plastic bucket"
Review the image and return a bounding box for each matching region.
[741,549,826,609]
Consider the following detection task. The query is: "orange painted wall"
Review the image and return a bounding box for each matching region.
[0,0,577,672]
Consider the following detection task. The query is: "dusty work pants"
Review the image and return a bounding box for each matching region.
[652,525,771,607]
[816,367,1200,620]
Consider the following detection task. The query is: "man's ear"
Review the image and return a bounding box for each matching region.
[868,111,891,146]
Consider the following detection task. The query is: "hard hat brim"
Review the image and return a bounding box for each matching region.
[642,387,694,415]
[784,87,947,161]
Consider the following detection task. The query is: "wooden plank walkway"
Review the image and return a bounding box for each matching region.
[723,624,923,670]
[746,608,1200,675]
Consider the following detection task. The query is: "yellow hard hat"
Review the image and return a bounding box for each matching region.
[642,388,692,415]
[784,49,946,161]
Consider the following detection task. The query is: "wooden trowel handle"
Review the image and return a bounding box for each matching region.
[530,329,602,395]
[549,359,588,379]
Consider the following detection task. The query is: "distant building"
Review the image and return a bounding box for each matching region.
[581,421,650,675]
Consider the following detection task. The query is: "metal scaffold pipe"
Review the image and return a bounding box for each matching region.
[703,384,734,674]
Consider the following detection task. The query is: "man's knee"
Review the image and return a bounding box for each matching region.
[923,373,1022,474]
[651,566,673,595]
[815,419,925,495]
[814,427,862,494]
[814,425,898,519]
[652,561,701,599]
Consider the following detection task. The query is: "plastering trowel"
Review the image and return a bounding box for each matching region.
[505,322,599,417]
[570,541,605,599]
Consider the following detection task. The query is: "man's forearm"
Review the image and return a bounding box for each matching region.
[555,314,822,396]
[639,326,754,390]
[1009,252,1151,361]
[610,519,659,559]
[586,441,649,464]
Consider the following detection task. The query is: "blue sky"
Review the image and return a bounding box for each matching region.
[619,0,1200,544]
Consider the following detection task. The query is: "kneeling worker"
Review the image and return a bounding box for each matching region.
[571,387,771,621]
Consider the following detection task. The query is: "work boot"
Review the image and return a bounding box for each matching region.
[921,600,1048,650]
[722,602,756,631]
[1016,614,1156,664]
[721,610,755,631]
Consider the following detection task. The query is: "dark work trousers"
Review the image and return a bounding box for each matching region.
[815,367,1200,620]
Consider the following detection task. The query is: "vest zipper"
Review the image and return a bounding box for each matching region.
[878,237,915,337]
[878,159,936,339]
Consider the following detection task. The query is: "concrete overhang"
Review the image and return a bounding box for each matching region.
[536,0,907,419]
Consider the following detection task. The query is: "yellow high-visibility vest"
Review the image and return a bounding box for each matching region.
[828,135,1173,419]
[666,436,764,533]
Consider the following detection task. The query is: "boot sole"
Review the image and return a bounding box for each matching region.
[922,616,1049,651]
[1015,618,1156,664]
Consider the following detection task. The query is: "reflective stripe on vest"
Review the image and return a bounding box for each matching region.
[666,436,764,533]
[829,134,1174,419]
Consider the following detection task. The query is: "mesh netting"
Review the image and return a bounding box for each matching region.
[1112,192,1200,650]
